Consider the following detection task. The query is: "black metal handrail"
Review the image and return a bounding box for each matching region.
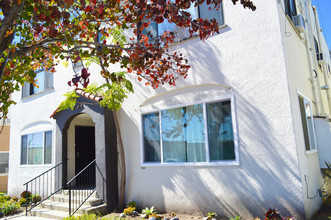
[67,159,96,216]
[23,160,66,216]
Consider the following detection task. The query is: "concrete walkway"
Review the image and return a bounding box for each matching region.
[2,212,50,220]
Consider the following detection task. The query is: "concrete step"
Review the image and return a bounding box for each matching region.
[38,200,91,215]
[50,194,103,206]
[28,189,106,219]
[30,207,75,220]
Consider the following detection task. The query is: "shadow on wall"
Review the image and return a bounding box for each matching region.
[122,35,304,219]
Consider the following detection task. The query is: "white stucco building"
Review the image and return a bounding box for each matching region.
[7,0,331,219]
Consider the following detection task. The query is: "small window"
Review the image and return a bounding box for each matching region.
[142,97,237,165]
[21,131,52,165]
[141,1,224,42]
[298,94,317,152]
[284,0,297,20]
[0,152,9,174]
[22,69,53,98]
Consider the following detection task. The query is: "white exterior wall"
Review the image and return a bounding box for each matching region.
[7,64,103,196]
[118,0,304,218]
[8,0,329,218]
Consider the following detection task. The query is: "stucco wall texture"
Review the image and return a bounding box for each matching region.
[7,0,328,219]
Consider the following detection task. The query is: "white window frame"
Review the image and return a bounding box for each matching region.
[140,94,239,167]
[22,69,53,99]
[297,91,318,154]
[20,130,53,166]
[141,1,225,42]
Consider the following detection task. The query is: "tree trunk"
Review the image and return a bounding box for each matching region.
[113,110,126,211]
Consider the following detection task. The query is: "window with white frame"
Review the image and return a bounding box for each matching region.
[298,94,317,151]
[142,97,238,165]
[142,1,224,42]
[22,69,53,98]
[21,131,52,165]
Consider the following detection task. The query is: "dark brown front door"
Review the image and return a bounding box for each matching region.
[75,126,95,188]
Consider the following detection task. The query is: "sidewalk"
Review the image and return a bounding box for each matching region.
[2,212,50,220]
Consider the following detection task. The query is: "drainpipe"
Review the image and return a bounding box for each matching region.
[304,0,322,116]
[312,6,331,117]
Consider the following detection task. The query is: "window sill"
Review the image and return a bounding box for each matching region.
[141,160,239,168]
[305,149,318,155]
[285,15,305,41]
[169,24,228,46]
[19,164,53,168]
[22,88,54,100]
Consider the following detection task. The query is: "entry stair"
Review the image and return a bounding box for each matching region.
[28,190,107,219]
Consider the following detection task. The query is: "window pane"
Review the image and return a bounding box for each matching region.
[44,131,52,164]
[21,135,28,165]
[207,101,235,161]
[158,2,198,42]
[33,71,45,94]
[199,2,224,25]
[143,113,161,162]
[22,82,30,98]
[162,104,205,162]
[0,152,9,173]
[28,132,43,165]
[304,99,316,150]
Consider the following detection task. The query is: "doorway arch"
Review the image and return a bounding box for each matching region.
[52,93,118,211]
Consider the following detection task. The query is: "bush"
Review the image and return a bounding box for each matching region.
[123,206,135,215]
[20,190,32,199]
[11,197,18,202]
[31,194,41,204]
[264,209,296,220]
[63,213,101,220]
[19,198,27,206]
[0,201,20,216]
[127,200,136,208]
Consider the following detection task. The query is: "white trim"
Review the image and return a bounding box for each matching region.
[297,90,318,153]
[140,94,240,167]
[19,130,53,166]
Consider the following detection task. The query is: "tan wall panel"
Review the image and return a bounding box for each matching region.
[0,126,10,151]
[0,175,8,192]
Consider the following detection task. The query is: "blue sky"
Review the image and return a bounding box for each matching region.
[312,0,331,50]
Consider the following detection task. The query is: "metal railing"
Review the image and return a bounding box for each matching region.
[67,159,96,216]
[23,161,65,216]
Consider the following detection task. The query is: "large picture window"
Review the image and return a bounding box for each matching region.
[21,131,52,165]
[142,96,238,165]
[22,69,53,98]
[298,94,317,152]
[142,1,224,42]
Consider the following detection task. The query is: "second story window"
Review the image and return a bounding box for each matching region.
[284,0,297,20]
[22,69,53,98]
[142,1,224,42]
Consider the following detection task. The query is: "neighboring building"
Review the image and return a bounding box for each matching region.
[0,116,10,192]
[7,0,331,219]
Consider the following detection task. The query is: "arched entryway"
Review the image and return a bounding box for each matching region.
[52,92,119,211]
[67,113,96,188]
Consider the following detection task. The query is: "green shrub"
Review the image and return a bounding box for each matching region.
[63,213,100,220]
[20,190,32,199]
[0,201,20,216]
[206,212,217,220]
[123,206,135,215]
[127,200,136,208]
[11,197,18,202]
[19,198,27,206]
[229,215,241,220]
[142,206,156,218]
[31,194,41,204]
